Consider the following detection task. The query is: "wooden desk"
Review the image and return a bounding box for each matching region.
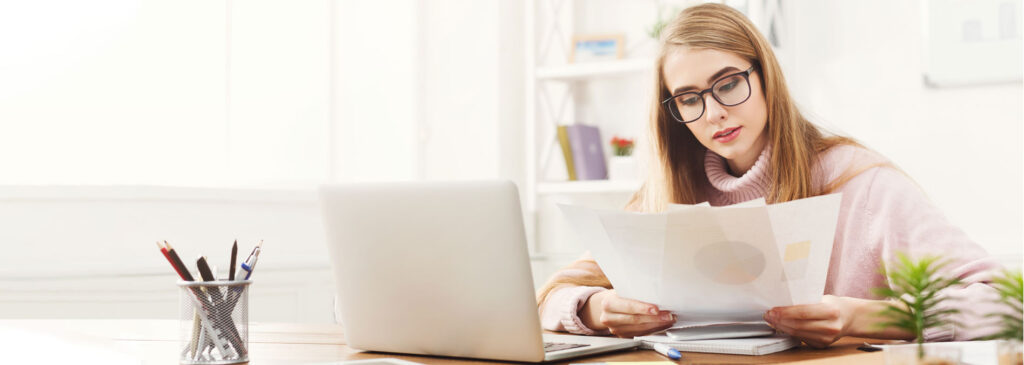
[0,319,883,364]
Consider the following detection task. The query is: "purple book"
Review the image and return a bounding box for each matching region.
[566,124,608,180]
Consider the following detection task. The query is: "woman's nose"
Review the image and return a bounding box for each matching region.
[703,94,729,124]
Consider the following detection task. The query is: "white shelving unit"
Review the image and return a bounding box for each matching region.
[535,58,653,81]
[523,0,655,275]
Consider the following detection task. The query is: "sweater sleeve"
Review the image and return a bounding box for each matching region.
[859,167,1006,341]
[537,252,613,335]
[540,285,610,334]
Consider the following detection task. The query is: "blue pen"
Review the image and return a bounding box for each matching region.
[240,240,262,280]
[652,343,682,360]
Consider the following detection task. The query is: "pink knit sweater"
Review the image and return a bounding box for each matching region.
[539,144,1005,341]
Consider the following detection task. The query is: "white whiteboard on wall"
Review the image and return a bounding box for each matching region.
[922,0,1023,87]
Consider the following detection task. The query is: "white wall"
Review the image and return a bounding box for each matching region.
[0,0,529,321]
[0,0,334,187]
[420,0,525,185]
[782,0,1023,265]
[228,0,332,185]
[0,186,335,323]
[331,0,524,185]
[333,0,420,183]
[0,1,228,185]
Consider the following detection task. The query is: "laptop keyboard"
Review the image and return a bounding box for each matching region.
[544,342,591,353]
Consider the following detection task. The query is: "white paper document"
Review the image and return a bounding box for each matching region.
[558,193,842,326]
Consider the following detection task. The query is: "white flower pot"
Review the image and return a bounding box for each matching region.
[607,156,638,181]
[884,343,962,365]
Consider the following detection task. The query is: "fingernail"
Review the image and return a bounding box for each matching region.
[660,313,673,321]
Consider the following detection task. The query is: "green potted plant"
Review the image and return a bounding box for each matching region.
[872,253,963,365]
[987,269,1023,365]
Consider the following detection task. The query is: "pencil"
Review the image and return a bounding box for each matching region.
[164,240,195,281]
[157,241,201,357]
[157,241,187,280]
[229,240,238,281]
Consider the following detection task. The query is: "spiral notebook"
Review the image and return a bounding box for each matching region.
[634,333,799,356]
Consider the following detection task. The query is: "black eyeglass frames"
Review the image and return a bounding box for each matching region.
[661,65,757,123]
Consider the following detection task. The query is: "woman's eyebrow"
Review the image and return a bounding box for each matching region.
[672,66,741,95]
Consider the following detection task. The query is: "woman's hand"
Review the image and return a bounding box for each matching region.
[581,289,676,338]
[763,295,852,348]
[763,295,915,348]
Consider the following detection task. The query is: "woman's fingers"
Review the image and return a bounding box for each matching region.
[763,295,852,348]
[601,311,675,326]
[775,318,842,336]
[768,319,842,348]
[597,295,675,337]
[772,318,841,336]
[602,296,660,315]
[607,321,676,338]
[769,303,839,321]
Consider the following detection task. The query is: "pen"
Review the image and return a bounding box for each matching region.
[240,240,262,280]
[159,241,226,359]
[222,240,260,321]
[196,256,216,282]
[858,342,883,352]
[196,256,246,357]
[197,256,226,305]
[652,343,682,360]
[229,240,238,281]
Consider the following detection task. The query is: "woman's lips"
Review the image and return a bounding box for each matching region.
[714,126,741,143]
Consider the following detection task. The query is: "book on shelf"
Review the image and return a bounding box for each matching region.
[565,124,607,180]
[556,125,577,181]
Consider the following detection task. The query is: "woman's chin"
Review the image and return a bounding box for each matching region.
[711,145,743,159]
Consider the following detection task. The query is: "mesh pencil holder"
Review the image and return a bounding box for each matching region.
[177,280,251,365]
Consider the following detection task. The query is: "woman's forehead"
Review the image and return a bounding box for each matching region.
[663,47,748,89]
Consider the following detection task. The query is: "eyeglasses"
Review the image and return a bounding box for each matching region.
[662,65,757,123]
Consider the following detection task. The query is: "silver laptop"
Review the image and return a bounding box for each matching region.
[319,180,639,362]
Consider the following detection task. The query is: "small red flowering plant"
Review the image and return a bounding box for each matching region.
[610,136,635,156]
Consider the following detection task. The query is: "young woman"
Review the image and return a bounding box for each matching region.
[537,3,1004,348]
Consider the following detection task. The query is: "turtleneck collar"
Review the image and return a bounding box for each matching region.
[703,144,772,204]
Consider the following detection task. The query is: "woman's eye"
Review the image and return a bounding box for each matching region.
[680,96,699,105]
[719,80,738,92]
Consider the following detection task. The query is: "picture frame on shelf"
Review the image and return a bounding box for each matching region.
[569,34,625,63]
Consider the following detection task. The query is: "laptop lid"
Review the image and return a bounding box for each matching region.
[320,180,547,362]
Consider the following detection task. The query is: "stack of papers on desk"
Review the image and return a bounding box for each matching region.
[559,193,842,345]
[637,333,800,356]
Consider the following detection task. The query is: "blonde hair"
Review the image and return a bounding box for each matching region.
[537,3,894,305]
[630,3,873,212]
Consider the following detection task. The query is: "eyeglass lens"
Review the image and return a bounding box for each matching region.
[673,73,751,123]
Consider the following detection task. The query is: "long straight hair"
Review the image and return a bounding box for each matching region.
[628,3,866,212]
[537,4,892,304]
